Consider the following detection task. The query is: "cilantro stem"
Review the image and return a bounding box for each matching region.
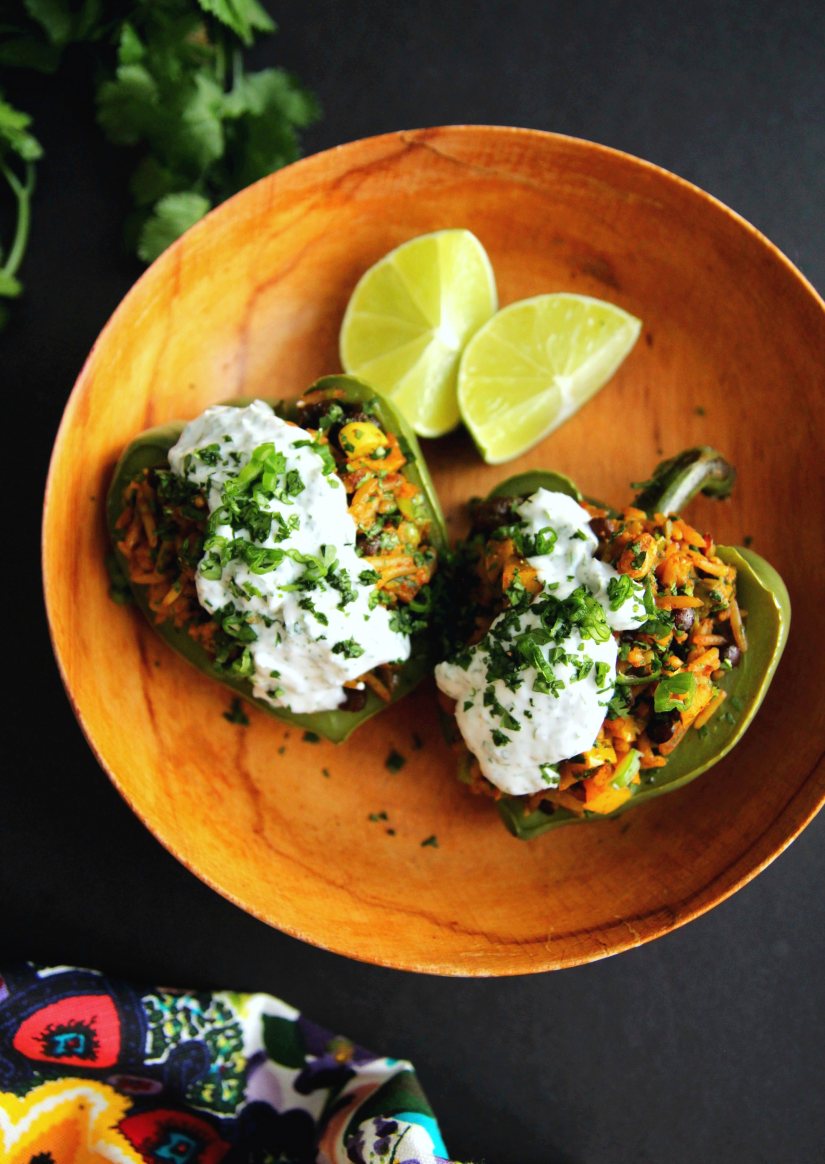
[0,159,35,278]
[231,47,243,88]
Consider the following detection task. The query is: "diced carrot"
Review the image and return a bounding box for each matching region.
[362,671,392,702]
[692,689,727,730]
[674,519,705,547]
[686,648,720,674]
[349,477,381,528]
[690,554,730,578]
[584,783,632,815]
[364,554,417,584]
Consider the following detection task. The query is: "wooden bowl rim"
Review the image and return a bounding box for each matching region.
[43,125,825,975]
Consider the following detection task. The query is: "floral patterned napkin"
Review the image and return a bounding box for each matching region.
[0,964,457,1163]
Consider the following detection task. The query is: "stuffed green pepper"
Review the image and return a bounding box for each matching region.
[107,374,447,742]
[435,448,790,838]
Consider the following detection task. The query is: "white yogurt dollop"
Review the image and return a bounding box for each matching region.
[169,400,409,714]
[515,490,647,629]
[435,489,646,796]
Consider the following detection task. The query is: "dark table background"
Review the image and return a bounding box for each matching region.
[7,2,825,1161]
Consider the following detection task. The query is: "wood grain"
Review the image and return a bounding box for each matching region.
[43,127,825,975]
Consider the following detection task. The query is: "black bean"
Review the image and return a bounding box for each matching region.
[673,607,695,632]
[647,711,680,744]
[589,517,618,542]
[539,799,556,816]
[294,400,327,429]
[669,637,691,661]
[340,687,368,712]
[722,644,741,668]
[468,495,521,535]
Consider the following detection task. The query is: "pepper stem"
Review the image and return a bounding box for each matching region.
[632,447,736,515]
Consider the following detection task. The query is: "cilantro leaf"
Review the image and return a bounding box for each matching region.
[0,1,320,326]
[0,271,22,298]
[0,98,43,162]
[96,63,160,146]
[23,0,74,46]
[197,0,275,46]
[220,68,321,192]
[137,191,211,262]
[0,93,41,326]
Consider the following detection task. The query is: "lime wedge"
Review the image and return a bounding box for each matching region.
[457,293,642,463]
[339,229,498,438]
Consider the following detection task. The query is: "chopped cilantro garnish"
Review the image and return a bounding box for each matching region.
[216,606,258,643]
[606,686,633,718]
[493,521,557,558]
[562,586,611,643]
[607,573,636,611]
[329,567,357,608]
[421,835,439,848]
[294,437,336,476]
[196,443,222,465]
[539,763,560,787]
[331,637,364,659]
[317,403,345,431]
[298,596,329,625]
[482,686,521,730]
[271,511,300,542]
[533,673,565,698]
[285,469,305,497]
[222,698,249,726]
[227,647,254,677]
[389,605,428,636]
[385,748,406,773]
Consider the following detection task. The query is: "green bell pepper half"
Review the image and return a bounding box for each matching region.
[453,448,791,839]
[106,374,448,743]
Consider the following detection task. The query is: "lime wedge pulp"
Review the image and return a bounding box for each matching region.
[457,293,642,464]
[339,229,498,438]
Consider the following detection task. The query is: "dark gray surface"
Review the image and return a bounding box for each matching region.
[6,2,825,1161]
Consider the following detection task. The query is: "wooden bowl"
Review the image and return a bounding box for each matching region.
[44,127,825,975]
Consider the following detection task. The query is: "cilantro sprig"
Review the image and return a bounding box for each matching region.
[0,0,320,326]
[0,92,41,327]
